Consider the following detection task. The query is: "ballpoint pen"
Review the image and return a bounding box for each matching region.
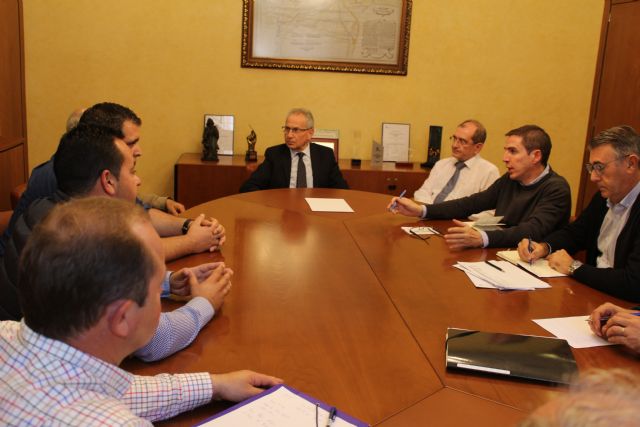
[587,312,640,327]
[389,189,407,211]
[527,236,534,266]
[326,407,337,427]
[485,260,504,272]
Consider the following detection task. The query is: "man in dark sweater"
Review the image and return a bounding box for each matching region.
[388,125,571,249]
[518,126,640,302]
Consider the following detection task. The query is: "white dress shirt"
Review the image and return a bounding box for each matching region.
[414,155,499,203]
[597,180,640,268]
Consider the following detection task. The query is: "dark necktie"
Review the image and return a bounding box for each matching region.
[433,161,465,204]
[296,152,307,188]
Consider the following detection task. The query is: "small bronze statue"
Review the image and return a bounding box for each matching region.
[201,118,219,162]
[245,127,258,162]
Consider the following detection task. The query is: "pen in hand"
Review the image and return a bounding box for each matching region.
[587,312,640,328]
[527,236,534,266]
[389,189,407,211]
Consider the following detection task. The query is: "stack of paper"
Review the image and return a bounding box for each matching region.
[497,250,566,278]
[455,261,551,290]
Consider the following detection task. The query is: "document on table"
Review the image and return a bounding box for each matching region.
[305,198,354,212]
[197,385,367,426]
[497,250,566,278]
[533,316,614,349]
[455,261,551,290]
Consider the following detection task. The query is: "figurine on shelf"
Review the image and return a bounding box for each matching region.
[201,118,219,162]
[245,127,258,162]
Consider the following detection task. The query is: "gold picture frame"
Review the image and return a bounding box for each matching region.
[241,0,412,76]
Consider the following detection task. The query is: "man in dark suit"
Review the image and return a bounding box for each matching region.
[240,108,348,192]
[518,126,640,302]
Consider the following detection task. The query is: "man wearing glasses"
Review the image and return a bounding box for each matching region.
[239,108,348,192]
[389,125,571,249]
[518,126,640,301]
[414,119,499,204]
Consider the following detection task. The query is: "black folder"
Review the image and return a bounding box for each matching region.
[445,328,578,385]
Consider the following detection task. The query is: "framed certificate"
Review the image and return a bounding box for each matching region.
[241,0,412,75]
[204,115,234,155]
[382,122,410,162]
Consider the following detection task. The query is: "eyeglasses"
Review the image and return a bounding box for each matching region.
[449,135,473,146]
[282,126,311,134]
[409,227,432,244]
[585,155,629,175]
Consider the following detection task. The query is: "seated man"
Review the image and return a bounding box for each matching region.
[240,108,348,192]
[0,125,228,362]
[518,126,640,301]
[0,197,282,424]
[1,103,196,260]
[388,125,571,249]
[414,119,499,204]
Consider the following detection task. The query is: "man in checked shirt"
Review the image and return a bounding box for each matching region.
[0,197,282,424]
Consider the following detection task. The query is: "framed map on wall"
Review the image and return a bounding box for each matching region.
[241,0,412,75]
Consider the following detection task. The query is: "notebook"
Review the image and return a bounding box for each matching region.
[445,328,578,384]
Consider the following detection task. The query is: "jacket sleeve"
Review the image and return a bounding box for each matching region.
[544,194,603,255]
[327,152,349,189]
[239,149,275,193]
[572,249,640,303]
[426,176,503,219]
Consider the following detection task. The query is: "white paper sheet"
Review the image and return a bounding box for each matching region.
[533,315,615,349]
[456,261,550,290]
[305,198,354,212]
[201,386,358,426]
[497,250,567,278]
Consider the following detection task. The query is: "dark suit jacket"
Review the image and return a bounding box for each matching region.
[240,143,348,192]
[545,192,640,302]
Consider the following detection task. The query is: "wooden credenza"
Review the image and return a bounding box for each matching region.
[0,0,28,211]
[174,153,429,208]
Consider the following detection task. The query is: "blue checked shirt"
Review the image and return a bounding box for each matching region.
[0,321,213,425]
[134,272,215,362]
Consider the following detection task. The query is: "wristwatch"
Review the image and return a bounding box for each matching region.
[181,218,193,235]
[568,260,583,276]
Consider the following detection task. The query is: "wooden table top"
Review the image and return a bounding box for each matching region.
[123,188,639,426]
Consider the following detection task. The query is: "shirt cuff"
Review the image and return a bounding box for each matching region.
[479,230,489,248]
[188,296,216,320]
[161,271,172,298]
[421,205,427,219]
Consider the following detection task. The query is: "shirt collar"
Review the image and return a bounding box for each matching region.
[522,164,550,186]
[290,143,311,158]
[461,154,481,169]
[607,180,640,210]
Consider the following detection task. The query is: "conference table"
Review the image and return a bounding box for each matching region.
[122,188,640,426]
